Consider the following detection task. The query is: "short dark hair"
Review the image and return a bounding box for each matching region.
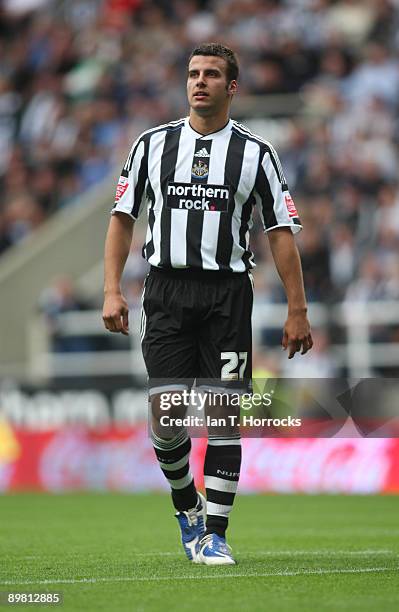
[189,43,239,82]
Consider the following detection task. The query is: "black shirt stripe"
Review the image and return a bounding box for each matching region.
[159,126,183,267]
[131,138,149,219]
[186,139,213,268]
[215,132,246,270]
[254,160,278,229]
[143,180,156,261]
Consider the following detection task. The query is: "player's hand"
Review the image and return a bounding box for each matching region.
[102,292,130,335]
[282,309,313,359]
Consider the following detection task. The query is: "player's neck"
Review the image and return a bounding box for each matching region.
[189,111,230,136]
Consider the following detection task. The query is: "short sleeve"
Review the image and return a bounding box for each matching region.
[253,144,302,234]
[112,136,148,220]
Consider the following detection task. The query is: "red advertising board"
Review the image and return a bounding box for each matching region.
[1,422,398,493]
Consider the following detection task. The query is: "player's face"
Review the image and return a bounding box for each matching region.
[187,55,237,116]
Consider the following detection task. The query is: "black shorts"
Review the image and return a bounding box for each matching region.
[141,266,253,393]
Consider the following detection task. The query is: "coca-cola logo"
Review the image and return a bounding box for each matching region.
[240,438,392,493]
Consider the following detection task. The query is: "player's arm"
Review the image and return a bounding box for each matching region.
[103,213,134,335]
[254,146,312,358]
[267,227,313,358]
[103,134,148,335]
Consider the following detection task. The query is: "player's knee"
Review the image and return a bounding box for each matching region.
[149,391,188,437]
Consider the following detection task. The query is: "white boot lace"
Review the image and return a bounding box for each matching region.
[184,506,198,527]
[199,534,213,549]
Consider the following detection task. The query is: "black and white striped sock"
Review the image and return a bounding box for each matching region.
[204,436,242,538]
[151,428,198,512]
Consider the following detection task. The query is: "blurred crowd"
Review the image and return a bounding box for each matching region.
[1,0,399,319]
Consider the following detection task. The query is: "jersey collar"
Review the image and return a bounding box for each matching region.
[185,117,233,139]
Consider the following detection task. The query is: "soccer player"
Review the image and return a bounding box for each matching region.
[103,43,312,565]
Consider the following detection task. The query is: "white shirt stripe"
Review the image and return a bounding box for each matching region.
[169,128,195,267]
[229,139,260,272]
[199,129,231,270]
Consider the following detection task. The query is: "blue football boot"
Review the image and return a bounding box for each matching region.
[198,533,236,565]
[175,492,206,562]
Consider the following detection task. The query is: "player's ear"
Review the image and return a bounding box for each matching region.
[228,80,238,96]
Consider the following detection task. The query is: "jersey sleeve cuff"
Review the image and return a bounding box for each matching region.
[264,222,302,234]
[111,208,137,221]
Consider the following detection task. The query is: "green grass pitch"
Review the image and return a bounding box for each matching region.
[1,493,398,611]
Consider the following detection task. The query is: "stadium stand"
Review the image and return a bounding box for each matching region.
[1,0,399,378]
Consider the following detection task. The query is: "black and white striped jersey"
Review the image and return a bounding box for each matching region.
[112,117,301,272]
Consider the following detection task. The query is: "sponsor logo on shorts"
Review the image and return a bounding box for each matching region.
[166,182,230,212]
[285,193,298,217]
[115,176,129,202]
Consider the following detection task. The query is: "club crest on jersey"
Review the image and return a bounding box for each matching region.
[191,160,209,179]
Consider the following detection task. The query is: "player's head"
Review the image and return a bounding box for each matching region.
[187,43,239,116]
